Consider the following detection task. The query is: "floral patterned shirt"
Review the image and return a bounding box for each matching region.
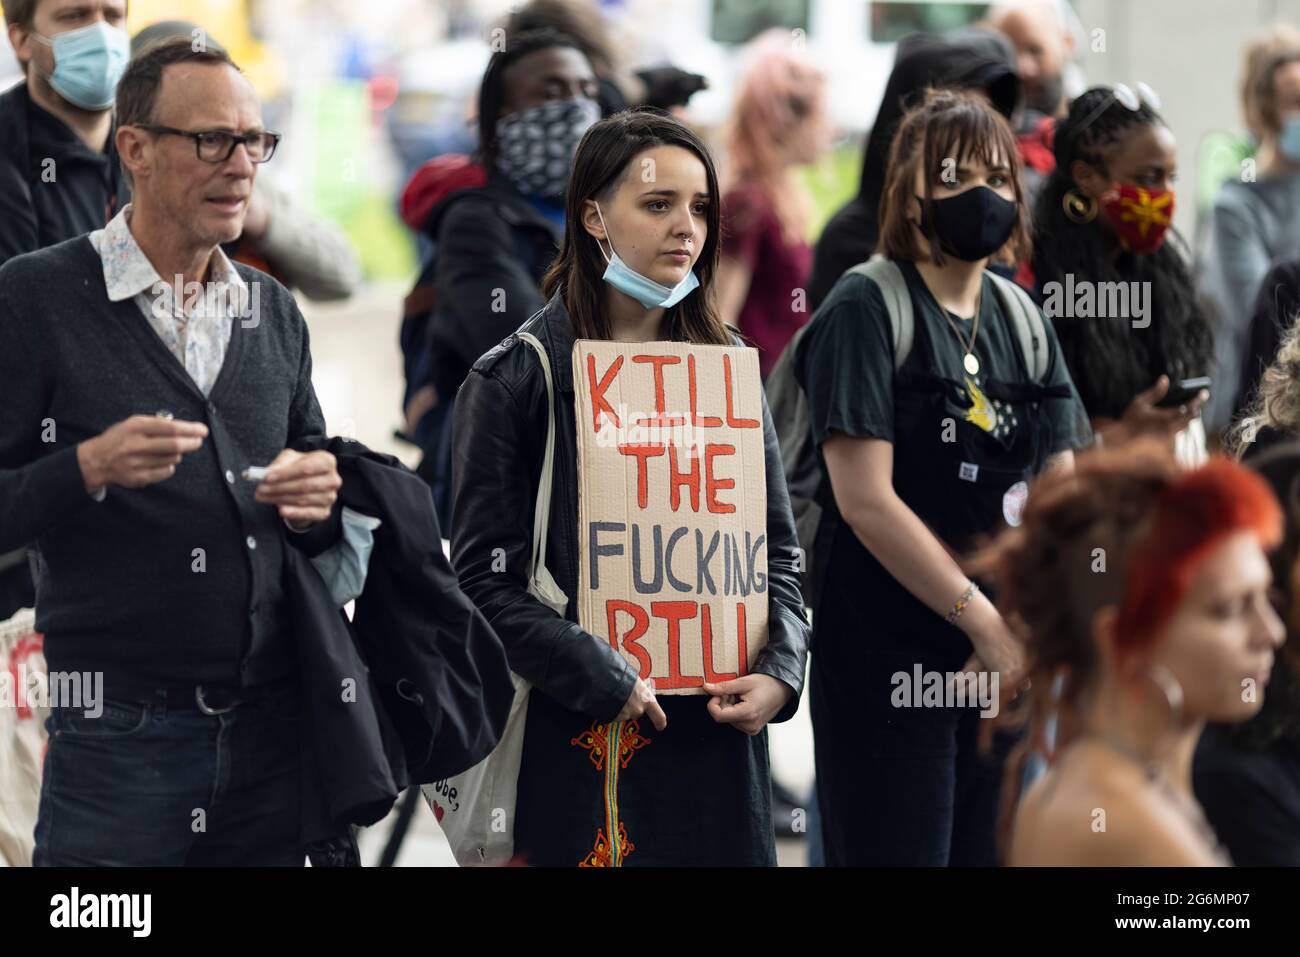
[88,204,244,397]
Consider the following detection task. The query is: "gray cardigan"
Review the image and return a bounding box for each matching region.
[0,236,337,696]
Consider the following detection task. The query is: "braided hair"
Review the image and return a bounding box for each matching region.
[1032,88,1213,420]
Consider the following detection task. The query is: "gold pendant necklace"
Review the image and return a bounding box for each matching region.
[942,303,981,377]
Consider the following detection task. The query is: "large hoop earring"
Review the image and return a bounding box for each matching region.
[1143,663,1185,732]
[1063,189,1098,224]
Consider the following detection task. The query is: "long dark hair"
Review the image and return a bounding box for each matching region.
[1032,87,1214,420]
[476,28,584,170]
[541,108,731,345]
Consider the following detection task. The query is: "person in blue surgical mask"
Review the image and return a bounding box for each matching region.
[449,108,809,865]
[1201,29,1300,433]
[0,0,130,622]
[0,0,130,264]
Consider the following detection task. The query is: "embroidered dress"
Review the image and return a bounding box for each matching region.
[514,693,777,867]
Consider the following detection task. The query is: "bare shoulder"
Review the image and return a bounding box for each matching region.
[1009,746,1222,867]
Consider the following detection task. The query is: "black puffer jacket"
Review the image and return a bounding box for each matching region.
[450,293,809,723]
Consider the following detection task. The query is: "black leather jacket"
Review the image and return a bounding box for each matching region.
[451,293,809,724]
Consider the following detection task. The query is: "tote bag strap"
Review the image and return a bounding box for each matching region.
[516,331,556,588]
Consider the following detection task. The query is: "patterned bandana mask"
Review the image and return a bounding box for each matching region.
[494,96,601,199]
[1101,182,1175,254]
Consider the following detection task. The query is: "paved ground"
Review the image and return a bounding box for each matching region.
[305,284,815,867]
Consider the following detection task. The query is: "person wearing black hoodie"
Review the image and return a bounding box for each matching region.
[805,30,1019,312]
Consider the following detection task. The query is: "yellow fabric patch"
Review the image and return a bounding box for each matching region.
[963,376,996,433]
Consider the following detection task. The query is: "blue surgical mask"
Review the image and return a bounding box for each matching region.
[33,21,130,111]
[593,202,699,309]
[1280,113,1300,163]
[308,508,382,609]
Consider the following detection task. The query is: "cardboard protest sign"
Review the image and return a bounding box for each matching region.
[572,340,768,695]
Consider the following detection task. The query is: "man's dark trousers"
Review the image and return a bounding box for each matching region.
[33,683,304,866]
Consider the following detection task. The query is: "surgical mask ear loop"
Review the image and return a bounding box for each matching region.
[593,201,615,265]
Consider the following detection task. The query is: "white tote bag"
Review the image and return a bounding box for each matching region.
[423,331,568,866]
[0,608,46,867]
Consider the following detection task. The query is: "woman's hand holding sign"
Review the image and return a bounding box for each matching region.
[704,675,792,735]
[617,677,668,730]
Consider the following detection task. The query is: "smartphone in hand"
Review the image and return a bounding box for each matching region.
[1155,376,1211,409]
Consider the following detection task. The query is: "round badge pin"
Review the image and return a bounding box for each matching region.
[1002,480,1029,527]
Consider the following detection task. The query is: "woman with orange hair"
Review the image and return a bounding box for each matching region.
[976,443,1286,865]
[1194,440,1300,865]
[715,29,830,377]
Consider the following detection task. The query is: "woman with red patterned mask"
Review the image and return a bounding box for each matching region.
[1032,86,1215,465]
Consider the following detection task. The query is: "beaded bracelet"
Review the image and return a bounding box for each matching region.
[945,581,980,625]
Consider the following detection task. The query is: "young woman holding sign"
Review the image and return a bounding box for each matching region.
[451,109,809,866]
[794,89,1093,865]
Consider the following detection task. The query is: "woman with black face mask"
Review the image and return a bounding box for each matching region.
[793,89,1091,865]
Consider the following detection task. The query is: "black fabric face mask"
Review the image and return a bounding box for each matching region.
[916,186,1019,262]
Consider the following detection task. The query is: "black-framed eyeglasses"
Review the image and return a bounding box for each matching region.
[133,124,281,163]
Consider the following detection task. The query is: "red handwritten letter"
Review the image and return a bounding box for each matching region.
[587,352,623,431]
[723,354,759,428]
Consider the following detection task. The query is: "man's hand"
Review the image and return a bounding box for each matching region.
[704,674,793,735]
[254,448,340,529]
[77,415,209,492]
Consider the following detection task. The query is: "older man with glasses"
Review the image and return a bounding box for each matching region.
[0,36,344,865]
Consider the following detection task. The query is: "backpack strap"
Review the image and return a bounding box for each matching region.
[842,258,1048,382]
[986,271,1049,383]
[845,256,914,372]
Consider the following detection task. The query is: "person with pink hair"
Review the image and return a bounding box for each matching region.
[716,29,830,377]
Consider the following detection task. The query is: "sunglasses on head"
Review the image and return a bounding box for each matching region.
[1075,81,1162,134]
